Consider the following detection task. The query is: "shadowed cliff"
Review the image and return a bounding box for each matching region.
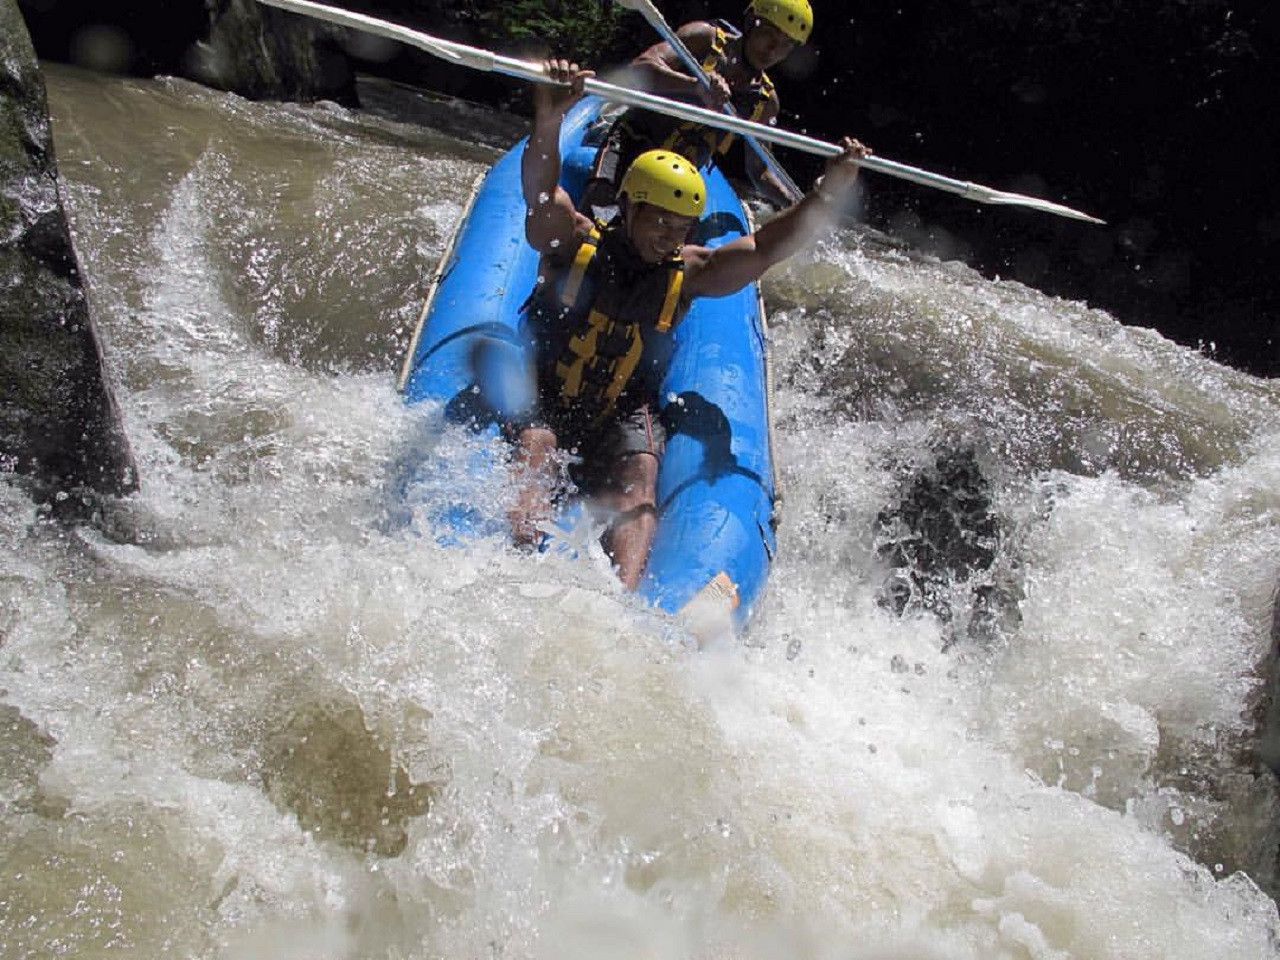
[1,0,136,511]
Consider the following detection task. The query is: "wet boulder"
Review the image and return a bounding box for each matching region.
[1231,584,1280,901]
[195,0,357,104]
[1258,587,1280,777]
[1,0,137,510]
[873,446,1022,647]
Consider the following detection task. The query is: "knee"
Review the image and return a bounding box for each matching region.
[515,426,559,465]
[610,453,658,509]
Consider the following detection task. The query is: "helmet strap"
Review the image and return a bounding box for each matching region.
[620,198,643,254]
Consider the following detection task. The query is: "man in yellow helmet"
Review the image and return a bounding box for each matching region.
[584,0,814,213]
[511,59,869,589]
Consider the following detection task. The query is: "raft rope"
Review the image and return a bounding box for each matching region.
[397,171,486,393]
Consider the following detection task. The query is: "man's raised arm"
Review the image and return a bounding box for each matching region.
[686,137,871,299]
[522,59,594,255]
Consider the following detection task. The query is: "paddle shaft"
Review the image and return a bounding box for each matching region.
[256,0,1104,223]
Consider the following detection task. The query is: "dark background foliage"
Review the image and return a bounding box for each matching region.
[17,0,1278,376]
[787,0,1276,379]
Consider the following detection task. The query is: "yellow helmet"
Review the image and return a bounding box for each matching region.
[618,150,706,218]
[746,0,814,43]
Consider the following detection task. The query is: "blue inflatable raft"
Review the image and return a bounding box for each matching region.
[398,97,779,631]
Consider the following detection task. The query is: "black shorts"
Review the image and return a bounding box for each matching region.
[514,403,666,493]
[574,404,666,492]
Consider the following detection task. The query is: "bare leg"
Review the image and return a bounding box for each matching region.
[509,426,560,547]
[600,451,659,590]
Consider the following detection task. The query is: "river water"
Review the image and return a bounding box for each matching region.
[4,63,1280,958]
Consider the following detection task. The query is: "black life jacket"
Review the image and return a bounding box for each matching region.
[525,219,687,430]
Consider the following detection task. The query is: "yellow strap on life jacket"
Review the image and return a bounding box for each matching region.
[561,224,684,332]
[710,70,775,156]
[655,268,684,333]
[549,224,686,419]
[689,26,777,157]
[703,24,729,71]
[555,308,606,400]
[600,320,645,408]
[561,224,602,308]
[553,310,644,415]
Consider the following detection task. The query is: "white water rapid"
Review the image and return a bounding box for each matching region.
[3,64,1280,959]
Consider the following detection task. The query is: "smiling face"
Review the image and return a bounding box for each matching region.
[743,19,799,71]
[625,203,698,264]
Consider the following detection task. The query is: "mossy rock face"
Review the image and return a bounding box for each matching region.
[198,0,357,104]
[3,0,357,508]
[1,0,137,509]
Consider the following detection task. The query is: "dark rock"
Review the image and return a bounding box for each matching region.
[1,0,137,511]
[874,446,1023,646]
[1194,582,1280,901]
[18,0,358,104]
[1257,588,1280,777]
[195,0,358,105]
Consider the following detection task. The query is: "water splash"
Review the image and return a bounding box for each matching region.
[3,64,1277,959]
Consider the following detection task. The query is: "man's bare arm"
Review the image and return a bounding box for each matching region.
[522,59,594,254]
[627,22,731,108]
[685,138,871,299]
